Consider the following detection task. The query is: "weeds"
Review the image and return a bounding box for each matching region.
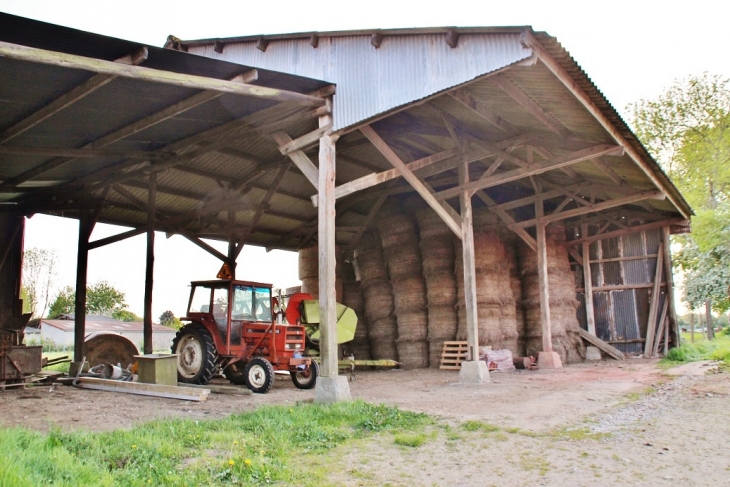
[393,433,428,447]
[661,335,730,367]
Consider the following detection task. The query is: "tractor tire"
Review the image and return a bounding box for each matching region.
[291,359,319,390]
[223,362,247,386]
[244,357,275,394]
[171,323,218,385]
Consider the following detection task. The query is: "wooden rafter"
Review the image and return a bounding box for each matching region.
[448,88,517,133]
[567,218,689,246]
[476,191,536,251]
[271,131,320,190]
[237,165,289,245]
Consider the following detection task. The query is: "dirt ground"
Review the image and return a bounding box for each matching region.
[1,359,729,485]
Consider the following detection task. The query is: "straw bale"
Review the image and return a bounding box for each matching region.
[298,245,319,279]
[378,214,418,247]
[385,246,422,280]
[355,249,388,283]
[394,310,428,341]
[396,339,429,369]
[300,277,318,299]
[363,280,395,321]
[416,208,453,239]
[426,276,457,306]
[427,305,457,339]
[342,281,365,313]
[393,276,428,312]
[367,316,398,340]
[428,338,447,368]
[369,337,398,361]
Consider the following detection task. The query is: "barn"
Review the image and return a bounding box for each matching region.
[0,13,690,401]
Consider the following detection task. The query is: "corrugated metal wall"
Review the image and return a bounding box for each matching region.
[188,34,532,131]
[574,228,665,354]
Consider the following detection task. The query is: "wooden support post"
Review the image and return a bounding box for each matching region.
[459,157,479,362]
[228,211,237,279]
[644,243,664,357]
[143,173,156,355]
[73,209,93,362]
[661,226,680,347]
[581,223,596,335]
[536,222,553,353]
[318,108,338,380]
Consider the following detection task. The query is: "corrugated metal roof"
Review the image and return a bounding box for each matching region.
[41,319,176,333]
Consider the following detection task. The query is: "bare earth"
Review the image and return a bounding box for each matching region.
[1,359,729,486]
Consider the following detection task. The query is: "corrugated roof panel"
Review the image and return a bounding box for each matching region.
[188,33,532,131]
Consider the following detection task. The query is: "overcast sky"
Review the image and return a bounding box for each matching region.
[4,0,728,318]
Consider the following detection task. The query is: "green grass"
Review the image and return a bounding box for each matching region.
[461,420,500,433]
[42,352,72,373]
[0,401,429,486]
[660,334,730,367]
[393,433,428,447]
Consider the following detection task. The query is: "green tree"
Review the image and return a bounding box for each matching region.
[630,73,730,314]
[47,286,75,318]
[21,247,57,319]
[112,309,143,322]
[158,310,183,330]
[47,282,131,318]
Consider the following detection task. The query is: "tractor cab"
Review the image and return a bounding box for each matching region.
[173,278,315,393]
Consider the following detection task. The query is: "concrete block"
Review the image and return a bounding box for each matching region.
[537,351,563,369]
[314,375,352,403]
[458,360,491,384]
[585,346,602,361]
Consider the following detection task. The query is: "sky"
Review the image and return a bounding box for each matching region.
[4,0,729,318]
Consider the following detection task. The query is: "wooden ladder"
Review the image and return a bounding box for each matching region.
[439,341,469,370]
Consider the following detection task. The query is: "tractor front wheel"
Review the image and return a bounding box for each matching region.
[244,357,274,393]
[171,323,217,385]
[223,362,247,386]
[291,360,319,390]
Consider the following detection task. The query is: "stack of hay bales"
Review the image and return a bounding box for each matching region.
[518,224,585,363]
[377,212,429,369]
[298,245,343,301]
[340,262,371,360]
[354,231,398,360]
[455,210,516,351]
[416,208,458,367]
[504,235,526,357]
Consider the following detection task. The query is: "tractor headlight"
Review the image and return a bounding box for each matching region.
[285,343,302,350]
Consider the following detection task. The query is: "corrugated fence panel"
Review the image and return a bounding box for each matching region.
[601,237,622,286]
[190,34,532,130]
[611,289,642,354]
[622,231,649,285]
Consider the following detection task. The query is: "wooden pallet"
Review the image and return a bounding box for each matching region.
[439,341,469,370]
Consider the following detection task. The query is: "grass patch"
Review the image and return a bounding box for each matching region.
[461,420,500,433]
[393,433,428,447]
[661,335,730,367]
[0,400,429,486]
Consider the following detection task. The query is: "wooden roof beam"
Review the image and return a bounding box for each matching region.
[448,88,517,133]
[0,41,325,107]
[567,218,690,246]
[435,144,624,200]
[271,131,320,190]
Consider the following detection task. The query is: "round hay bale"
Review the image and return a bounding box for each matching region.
[368,317,398,342]
[369,337,398,361]
[472,209,499,229]
[395,310,428,341]
[381,230,419,250]
[85,332,139,369]
[427,305,457,340]
[416,208,453,239]
[342,281,365,312]
[355,249,388,284]
[385,247,422,280]
[396,339,429,369]
[363,281,395,321]
[392,276,427,312]
[428,338,447,368]
[377,213,417,243]
[300,277,319,298]
[426,276,457,306]
[298,245,319,279]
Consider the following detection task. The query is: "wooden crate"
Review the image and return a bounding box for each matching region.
[439,341,469,370]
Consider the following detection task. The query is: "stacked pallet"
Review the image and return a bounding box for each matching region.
[354,231,398,360]
[416,208,458,367]
[518,224,585,363]
[378,211,429,369]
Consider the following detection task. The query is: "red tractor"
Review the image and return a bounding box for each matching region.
[172,279,317,393]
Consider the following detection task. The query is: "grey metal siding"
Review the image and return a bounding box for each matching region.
[188,34,532,131]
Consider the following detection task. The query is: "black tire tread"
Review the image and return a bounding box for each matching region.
[171,323,218,385]
[244,357,275,394]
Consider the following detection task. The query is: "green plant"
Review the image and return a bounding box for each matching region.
[393,433,427,447]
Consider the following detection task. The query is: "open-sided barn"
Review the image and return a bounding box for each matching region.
[0,13,690,400]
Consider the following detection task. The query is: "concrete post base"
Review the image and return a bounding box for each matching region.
[537,351,563,369]
[585,346,601,361]
[314,375,352,403]
[459,360,491,384]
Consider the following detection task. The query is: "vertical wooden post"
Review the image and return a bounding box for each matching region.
[143,172,156,355]
[644,242,664,357]
[706,299,714,340]
[661,226,679,346]
[459,159,479,361]
[318,105,338,379]
[73,209,92,362]
[581,223,596,335]
[536,222,553,352]
[227,210,237,280]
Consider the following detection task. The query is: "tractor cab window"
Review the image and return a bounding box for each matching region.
[232,286,254,320]
[254,287,272,322]
[189,285,213,314]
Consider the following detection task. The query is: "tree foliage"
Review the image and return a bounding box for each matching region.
[630,73,730,312]
[47,282,130,318]
[158,310,183,330]
[21,248,57,319]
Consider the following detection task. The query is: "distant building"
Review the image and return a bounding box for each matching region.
[36,315,177,351]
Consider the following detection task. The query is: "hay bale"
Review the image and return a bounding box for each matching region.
[367,316,398,340]
[394,310,428,341]
[385,247,422,280]
[396,339,429,369]
[370,337,398,361]
[363,281,395,321]
[425,275,457,306]
[300,277,318,298]
[355,249,389,283]
[342,281,365,313]
[393,277,428,312]
[378,213,419,248]
[298,245,319,280]
[427,338,447,368]
[427,305,457,340]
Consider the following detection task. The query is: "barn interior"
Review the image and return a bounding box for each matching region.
[0,13,691,399]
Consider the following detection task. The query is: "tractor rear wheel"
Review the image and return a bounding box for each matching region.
[244,357,274,393]
[171,323,217,385]
[223,362,247,386]
[291,359,319,390]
